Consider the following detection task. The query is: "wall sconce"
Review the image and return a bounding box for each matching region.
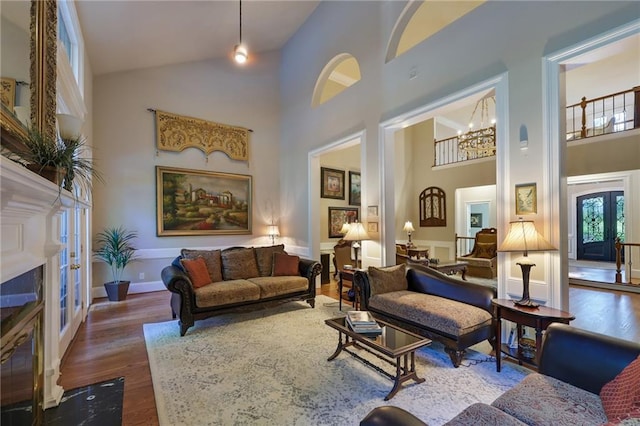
[519,125,529,151]
[498,218,556,307]
[266,224,280,245]
[403,221,415,248]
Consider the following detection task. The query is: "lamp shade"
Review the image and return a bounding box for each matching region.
[57,113,84,139]
[266,225,280,237]
[344,222,370,242]
[339,223,351,234]
[403,221,415,233]
[498,219,556,254]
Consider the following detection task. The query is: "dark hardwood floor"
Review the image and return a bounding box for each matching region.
[58,278,640,425]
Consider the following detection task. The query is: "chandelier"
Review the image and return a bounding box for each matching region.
[457,96,496,159]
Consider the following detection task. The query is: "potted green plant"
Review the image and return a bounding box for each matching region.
[94,226,138,301]
[18,126,68,185]
[16,126,103,196]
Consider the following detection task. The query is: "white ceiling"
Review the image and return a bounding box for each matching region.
[75,0,320,76]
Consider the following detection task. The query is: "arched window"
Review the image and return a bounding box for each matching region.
[312,53,361,107]
[385,1,485,63]
[420,186,446,227]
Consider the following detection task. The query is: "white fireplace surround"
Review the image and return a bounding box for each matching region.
[1,155,75,408]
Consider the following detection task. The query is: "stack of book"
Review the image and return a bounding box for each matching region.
[346,311,382,336]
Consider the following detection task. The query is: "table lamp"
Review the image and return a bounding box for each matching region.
[344,221,370,269]
[266,225,280,245]
[498,218,556,308]
[403,221,415,248]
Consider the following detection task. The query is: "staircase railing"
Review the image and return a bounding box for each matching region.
[615,237,638,285]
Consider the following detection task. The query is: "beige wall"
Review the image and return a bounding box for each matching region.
[404,120,496,243]
[567,133,640,176]
[91,52,283,291]
[319,144,360,248]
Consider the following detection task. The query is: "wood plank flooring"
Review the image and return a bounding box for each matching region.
[58,278,640,425]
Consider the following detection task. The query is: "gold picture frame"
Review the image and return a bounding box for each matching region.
[156,166,252,236]
[515,183,537,215]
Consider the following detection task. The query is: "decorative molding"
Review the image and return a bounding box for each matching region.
[154,110,249,161]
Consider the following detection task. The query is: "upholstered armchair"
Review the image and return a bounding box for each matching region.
[333,240,353,278]
[456,228,497,278]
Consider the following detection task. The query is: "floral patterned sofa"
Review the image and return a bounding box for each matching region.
[360,323,640,425]
[161,245,321,336]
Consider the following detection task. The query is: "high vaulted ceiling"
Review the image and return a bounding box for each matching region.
[75,1,320,76]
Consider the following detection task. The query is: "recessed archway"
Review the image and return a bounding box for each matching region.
[311,53,361,107]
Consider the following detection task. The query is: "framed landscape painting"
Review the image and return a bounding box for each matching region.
[328,207,359,238]
[156,166,252,236]
[321,167,345,199]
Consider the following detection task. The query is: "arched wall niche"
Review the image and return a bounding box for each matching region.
[311,53,361,107]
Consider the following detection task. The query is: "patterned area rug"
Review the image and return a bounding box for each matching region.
[143,296,528,425]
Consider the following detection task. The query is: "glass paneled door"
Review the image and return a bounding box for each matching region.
[59,207,86,357]
[577,191,624,262]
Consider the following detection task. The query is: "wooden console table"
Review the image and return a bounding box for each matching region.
[492,298,575,372]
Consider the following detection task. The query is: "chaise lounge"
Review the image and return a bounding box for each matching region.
[355,263,496,367]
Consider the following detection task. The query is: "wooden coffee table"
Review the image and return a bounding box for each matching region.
[325,316,431,400]
[429,260,468,280]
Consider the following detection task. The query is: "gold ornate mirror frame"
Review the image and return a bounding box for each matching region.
[0,0,57,151]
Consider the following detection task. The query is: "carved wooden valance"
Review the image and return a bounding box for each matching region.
[0,78,16,110]
[154,110,249,161]
[419,186,446,227]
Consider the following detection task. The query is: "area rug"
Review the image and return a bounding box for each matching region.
[143,296,528,426]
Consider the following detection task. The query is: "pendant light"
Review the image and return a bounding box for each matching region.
[233,0,248,64]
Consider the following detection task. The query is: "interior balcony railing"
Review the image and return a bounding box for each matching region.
[433,125,496,167]
[566,86,640,141]
[615,237,638,285]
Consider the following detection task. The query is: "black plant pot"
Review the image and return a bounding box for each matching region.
[104,281,130,302]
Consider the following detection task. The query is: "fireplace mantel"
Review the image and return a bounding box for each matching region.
[1,154,75,411]
[1,156,74,284]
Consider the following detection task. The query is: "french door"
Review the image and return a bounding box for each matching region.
[59,207,86,357]
[577,191,624,262]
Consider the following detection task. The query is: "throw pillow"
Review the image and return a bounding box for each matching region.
[221,247,259,280]
[254,244,286,276]
[600,355,640,422]
[179,257,212,289]
[181,249,223,282]
[367,264,407,296]
[475,242,497,259]
[272,253,300,276]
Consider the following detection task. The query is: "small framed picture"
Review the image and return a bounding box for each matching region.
[367,205,378,217]
[328,207,359,238]
[367,222,378,233]
[349,171,361,206]
[470,213,482,228]
[515,183,537,215]
[321,167,345,199]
